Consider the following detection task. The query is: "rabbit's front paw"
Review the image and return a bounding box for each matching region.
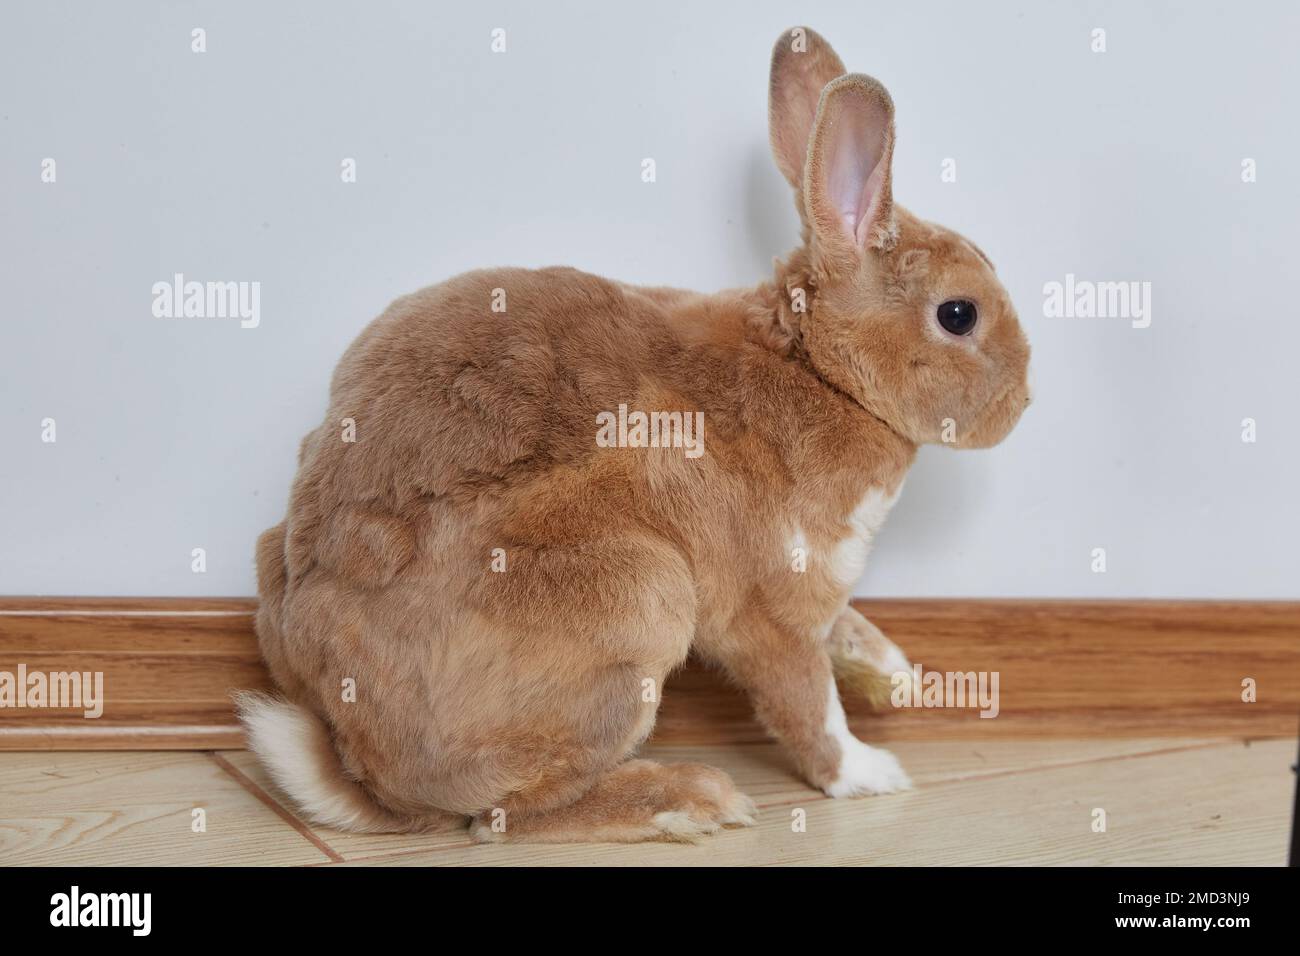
[823,739,912,798]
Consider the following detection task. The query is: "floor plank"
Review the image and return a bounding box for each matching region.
[219,750,471,860]
[331,739,1293,867]
[221,737,1224,863]
[0,751,332,865]
[3,739,1288,866]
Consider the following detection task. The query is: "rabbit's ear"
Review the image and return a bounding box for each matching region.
[769,27,847,190]
[805,74,896,270]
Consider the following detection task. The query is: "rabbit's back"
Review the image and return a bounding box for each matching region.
[325,267,668,495]
[256,265,689,664]
[251,267,708,812]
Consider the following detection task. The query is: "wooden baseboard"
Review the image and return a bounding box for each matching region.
[0,597,1296,750]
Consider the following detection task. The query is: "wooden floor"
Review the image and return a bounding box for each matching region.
[1,737,1292,866]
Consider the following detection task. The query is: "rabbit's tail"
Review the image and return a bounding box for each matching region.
[234,692,449,834]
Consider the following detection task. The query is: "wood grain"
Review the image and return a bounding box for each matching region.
[664,599,1300,743]
[221,737,1225,863]
[330,739,1295,867]
[0,597,1296,750]
[5,738,1287,866]
[0,598,271,750]
[0,750,332,865]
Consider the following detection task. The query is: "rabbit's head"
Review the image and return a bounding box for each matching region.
[770,28,1030,448]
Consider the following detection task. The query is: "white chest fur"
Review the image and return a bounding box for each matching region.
[829,483,903,588]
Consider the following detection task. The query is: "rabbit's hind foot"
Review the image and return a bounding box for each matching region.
[469,759,756,845]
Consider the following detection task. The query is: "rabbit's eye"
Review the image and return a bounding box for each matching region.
[936,299,978,336]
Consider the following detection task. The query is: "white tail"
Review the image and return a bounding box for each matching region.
[233,692,404,833]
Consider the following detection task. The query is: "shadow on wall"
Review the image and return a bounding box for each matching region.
[745,146,799,270]
[877,446,992,561]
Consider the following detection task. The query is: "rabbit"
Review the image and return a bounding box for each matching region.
[236,26,1031,845]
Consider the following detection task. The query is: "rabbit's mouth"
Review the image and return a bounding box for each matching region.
[959,378,1030,449]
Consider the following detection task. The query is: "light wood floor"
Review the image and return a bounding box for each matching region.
[1,737,1292,866]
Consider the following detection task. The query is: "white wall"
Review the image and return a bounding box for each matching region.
[2,0,1297,598]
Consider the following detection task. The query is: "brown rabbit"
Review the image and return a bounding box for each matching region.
[237,26,1031,844]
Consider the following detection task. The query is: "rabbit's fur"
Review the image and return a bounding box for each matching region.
[238,27,1031,843]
